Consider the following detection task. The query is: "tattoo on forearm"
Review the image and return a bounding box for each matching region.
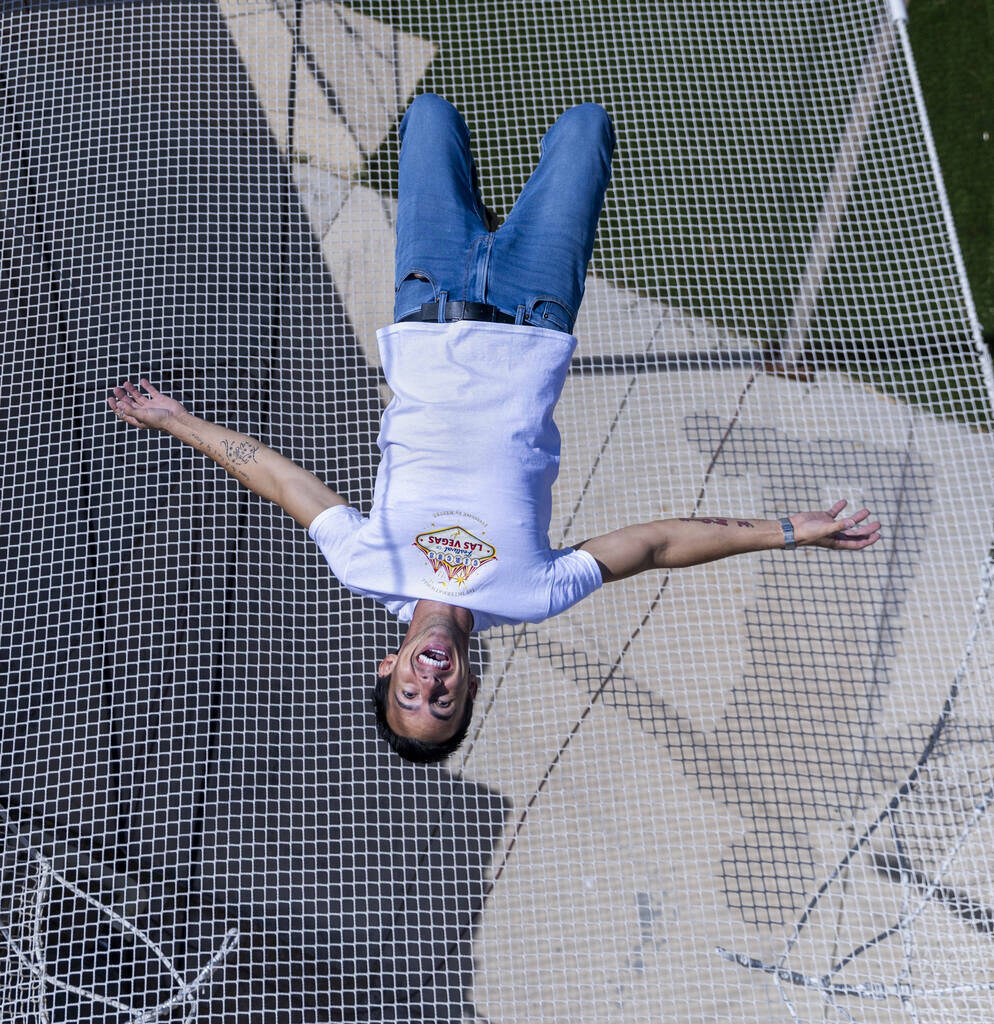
[220,438,260,466]
[678,517,754,528]
[190,432,252,482]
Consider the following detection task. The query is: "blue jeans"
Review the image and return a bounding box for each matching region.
[394,93,615,333]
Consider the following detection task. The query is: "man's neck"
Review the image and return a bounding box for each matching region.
[407,599,474,637]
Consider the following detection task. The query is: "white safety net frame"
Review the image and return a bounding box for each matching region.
[3,1,994,1022]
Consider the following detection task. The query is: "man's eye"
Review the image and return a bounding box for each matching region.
[437,698,452,708]
[403,691,417,700]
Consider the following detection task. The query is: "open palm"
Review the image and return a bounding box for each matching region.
[107,379,186,431]
[792,500,881,550]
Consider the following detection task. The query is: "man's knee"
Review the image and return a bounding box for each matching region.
[548,103,615,151]
[400,92,464,142]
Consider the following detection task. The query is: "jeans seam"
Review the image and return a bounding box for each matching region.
[462,233,494,305]
[479,233,495,305]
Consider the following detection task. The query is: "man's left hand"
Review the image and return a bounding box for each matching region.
[791,500,881,550]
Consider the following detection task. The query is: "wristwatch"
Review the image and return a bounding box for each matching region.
[780,517,796,550]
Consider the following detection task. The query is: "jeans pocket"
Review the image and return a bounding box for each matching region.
[394,269,438,320]
[527,297,574,334]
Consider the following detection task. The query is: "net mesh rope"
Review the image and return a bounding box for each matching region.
[3,1,994,1021]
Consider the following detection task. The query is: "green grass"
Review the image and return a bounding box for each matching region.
[845,355,992,430]
[909,0,994,340]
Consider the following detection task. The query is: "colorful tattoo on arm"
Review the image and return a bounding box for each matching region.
[678,517,755,528]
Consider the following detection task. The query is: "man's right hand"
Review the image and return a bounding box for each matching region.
[108,379,186,431]
[107,377,348,528]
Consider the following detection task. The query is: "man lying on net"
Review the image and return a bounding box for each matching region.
[108,94,881,765]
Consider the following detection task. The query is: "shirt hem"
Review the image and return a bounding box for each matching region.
[572,547,606,590]
[307,502,357,539]
[377,320,577,346]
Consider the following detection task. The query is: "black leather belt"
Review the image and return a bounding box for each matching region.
[398,300,516,325]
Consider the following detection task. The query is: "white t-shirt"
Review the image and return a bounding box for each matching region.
[308,320,603,632]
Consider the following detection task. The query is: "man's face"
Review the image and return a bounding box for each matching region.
[378,626,478,744]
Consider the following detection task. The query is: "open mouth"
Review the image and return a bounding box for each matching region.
[416,646,452,671]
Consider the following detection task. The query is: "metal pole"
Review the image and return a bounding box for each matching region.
[891,9,994,405]
[779,0,907,371]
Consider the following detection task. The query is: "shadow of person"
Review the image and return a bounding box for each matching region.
[195,607,510,1024]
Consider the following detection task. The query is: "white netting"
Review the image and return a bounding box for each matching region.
[3,1,993,1021]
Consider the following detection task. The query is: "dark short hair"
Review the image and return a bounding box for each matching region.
[372,671,475,765]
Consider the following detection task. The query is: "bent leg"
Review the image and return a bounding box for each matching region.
[394,93,490,320]
[488,103,615,332]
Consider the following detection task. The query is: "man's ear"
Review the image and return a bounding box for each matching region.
[377,653,398,677]
[468,674,479,699]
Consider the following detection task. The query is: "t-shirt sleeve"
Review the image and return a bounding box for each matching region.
[547,547,604,619]
[307,504,365,579]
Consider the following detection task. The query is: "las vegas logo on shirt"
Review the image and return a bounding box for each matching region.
[413,524,497,587]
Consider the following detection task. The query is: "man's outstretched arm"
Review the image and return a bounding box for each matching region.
[576,502,881,583]
[108,379,347,529]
